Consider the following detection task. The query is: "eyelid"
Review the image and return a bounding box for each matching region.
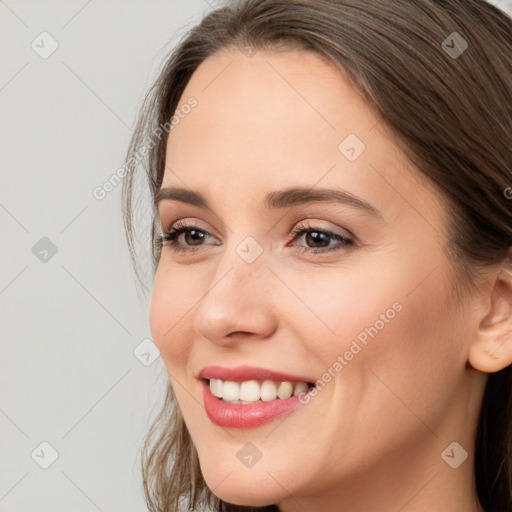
[291,219,354,238]
[160,217,213,235]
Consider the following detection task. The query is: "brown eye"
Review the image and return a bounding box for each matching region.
[181,229,206,246]
[290,222,355,254]
[159,221,218,253]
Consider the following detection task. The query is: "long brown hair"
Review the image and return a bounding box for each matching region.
[121,1,512,510]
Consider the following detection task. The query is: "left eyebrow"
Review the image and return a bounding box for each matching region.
[154,186,382,218]
[264,187,382,217]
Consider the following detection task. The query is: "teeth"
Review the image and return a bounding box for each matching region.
[277,381,294,399]
[240,380,260,401]
[222,381,240,401]
[261,380,277,401]
[208,378,313,402]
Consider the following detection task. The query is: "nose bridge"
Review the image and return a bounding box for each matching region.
[212,232,270,293]
[193,237,277,343]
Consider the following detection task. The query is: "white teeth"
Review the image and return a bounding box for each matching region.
[293,382,309,396]
[208,378,312,402]
[277,381,294,399]
[261,380,277,401]
[210,378,223,398]
[239,380,260,401]
[222,381,240,401]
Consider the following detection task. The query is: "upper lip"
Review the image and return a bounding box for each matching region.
[198,365,316,384]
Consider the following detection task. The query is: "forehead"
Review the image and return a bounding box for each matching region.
[162,48,444,225]
[166,48,384,164]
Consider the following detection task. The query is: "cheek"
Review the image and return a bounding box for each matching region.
[298,256,461,404]
[334,264,464,433]
[275,263,406,362]
[149,263,196,367]
[292,264,463,472]
[309,249,456,365]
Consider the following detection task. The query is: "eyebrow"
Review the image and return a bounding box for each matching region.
[154,186,382,217]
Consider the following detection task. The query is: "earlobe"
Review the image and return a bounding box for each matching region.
[468,261,512,373]
[468,327,512,373]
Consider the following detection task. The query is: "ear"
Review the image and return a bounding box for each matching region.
[468,253,512,373]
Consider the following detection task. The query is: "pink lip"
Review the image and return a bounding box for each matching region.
[200,378,313,429]
[197,365,316,384]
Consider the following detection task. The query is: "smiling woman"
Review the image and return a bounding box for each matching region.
[121,1,512,511]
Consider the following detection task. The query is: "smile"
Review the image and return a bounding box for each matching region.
[209,378,314,402]
[200,378,317,429]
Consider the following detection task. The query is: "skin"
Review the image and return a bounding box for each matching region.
[150,47,512,512]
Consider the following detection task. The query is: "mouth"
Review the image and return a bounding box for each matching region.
[200,377,317,429]
[201,377,317,404]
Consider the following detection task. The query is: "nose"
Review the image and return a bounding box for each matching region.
[193,248,278,347]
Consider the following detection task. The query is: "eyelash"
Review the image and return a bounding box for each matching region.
[158,220,354,255]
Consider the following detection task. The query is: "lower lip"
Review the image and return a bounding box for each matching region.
[200,379,312,429]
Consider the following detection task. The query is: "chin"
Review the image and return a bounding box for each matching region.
[210,490,278,509]
[200,464,285,507]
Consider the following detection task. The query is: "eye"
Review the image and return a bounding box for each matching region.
[158,220,218,253]
[289,221,354,254]
[157,219,355,255]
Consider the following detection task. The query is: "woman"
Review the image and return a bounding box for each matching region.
[121,1,512,510]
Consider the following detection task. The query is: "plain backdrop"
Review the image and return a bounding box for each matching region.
[1,1,511,511]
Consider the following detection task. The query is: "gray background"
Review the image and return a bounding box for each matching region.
[1,1,511,511]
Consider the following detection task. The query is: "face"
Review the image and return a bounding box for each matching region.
[150,48,482,510]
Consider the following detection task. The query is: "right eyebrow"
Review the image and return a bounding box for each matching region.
[154,187,209,209]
